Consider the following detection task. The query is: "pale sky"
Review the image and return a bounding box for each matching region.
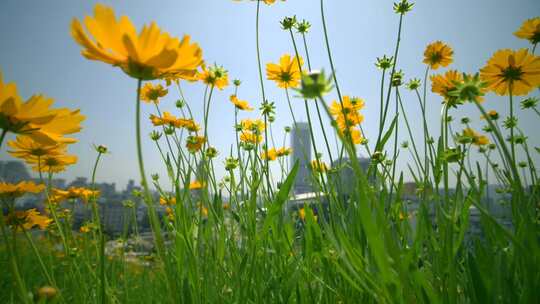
[1,0,539,190]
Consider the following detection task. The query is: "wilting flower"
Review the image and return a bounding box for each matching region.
[462,128,490,146]
[229,95,253,111]
[140,83,168,104]
[480,48,540,96]
[5,209,52,231]
[198,64,229,90]
[423,41,454,70]
[514,17,540,45]
[0,73,85,145]
[71,4,203,80]
[266,54,303,88]
[186,135,206,153]
[311,159,329,173]
[0,181,45,199]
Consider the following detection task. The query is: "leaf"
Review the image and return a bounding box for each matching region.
[375,116,398,152]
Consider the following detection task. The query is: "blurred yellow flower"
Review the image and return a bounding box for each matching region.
[276,147,292,157]
[311,159,329,173]
[71,4,203,80]
[50,187,100,204]
[423,41,454,70]
[240,131,262,144]
[159,196,177,206]
[189,180,204,190]
[514,17,540,45]
[229,95,254,111]
[140,83,168,104]
[266,54,303,88]
[431,70,463,101]
[5,208,52,231]
[186,135,206,152]
[0,181,45,199]
[261,148,278,161]
[0,73,85,145]
[462,128,490,146]
[29,154,78,173]
[240,118,265,133]
[198,64,229,90]
[480,48,540,96]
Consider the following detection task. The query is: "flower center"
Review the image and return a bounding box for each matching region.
[501,65,523,82]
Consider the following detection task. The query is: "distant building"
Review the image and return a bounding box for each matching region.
[331,156,371,197]
[290,122,312,194]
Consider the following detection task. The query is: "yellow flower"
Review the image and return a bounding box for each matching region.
[5,209,52,231]
[198,64,229,90]
[175,118,200,132]
[229,95,253,111]
[189,180,204,190]
[49,187,99,204]
[266,54,303,88]
[29,154,78,173]
[261,148,278,161]
[463,128,490,146]
[0,73,85,145]
[329,96,365,130]
[7,136,67,160]
[159,196,176,206]
[311,159,329,173]
[276,147,292,157]
[80,225,91,233]
[186,135,206,152]
[140,83,168,103]
[298,207,317,222]
[338,127,363,145]
[0,181,45,199]
[431,70,463,100]
[240,131,262,144]
[240,118,265,133]
[514,17,540,45]
[71,4,203,80]
[423,41,454,70]
[480,48,540,96]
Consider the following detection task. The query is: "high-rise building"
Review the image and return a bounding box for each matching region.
[331,156,371,197]
[290,122,312,194]
[0,160,30,182]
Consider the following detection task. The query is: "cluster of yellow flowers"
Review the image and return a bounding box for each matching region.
[329,96,365,144]
[239,118,266,145]
[261,147,292,161]
[0,181,45,199]
[150,112,200,132]
[49,187,100,204]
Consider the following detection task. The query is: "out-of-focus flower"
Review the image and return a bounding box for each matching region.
[311,159,329,173]
[186,135,206,153]
[5,209,52,231]
[229,95,253,111]
[514,17,540,45]
[140,83,168,104]
[198,64,229,90]
[0,181,45,200]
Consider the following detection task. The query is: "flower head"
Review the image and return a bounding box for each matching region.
[521,97,538,109]
[198,64,229,90]
[311,159,329,173]
[480,48,540,96]
[393,0,414,15]
[461,128,490,146]
[186,135,206,153]
[423,41,453,70]
[189,180,204,190]
[280,16,297,30]
[30,154,78,173]
[406,78,421,90]
[431,70,463,106]
[140,83,168,104]
[229,95,253,111]
[298,70,333,99]
[7,136,67,160]
[266,54,303,88]
[375,55,393,70]
[296,20,311,33]
[0,181,45,200]
[514,17,540,45]
[329,96,365,130]
[261,148,278,161]
[5,209,52,231]
[71,4,203,80]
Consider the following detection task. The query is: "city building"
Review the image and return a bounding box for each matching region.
[290,122,312,194]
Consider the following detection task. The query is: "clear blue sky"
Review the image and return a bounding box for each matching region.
[1,0,539,190]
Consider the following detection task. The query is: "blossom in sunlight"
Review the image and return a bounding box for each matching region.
[140,83,168,104]
[186,135,206,153]
[261,148,278,161]
[311,159,329,173]
[7,136,67,160]
[0,181,45,200]
[339,127,364,145]
[266,54,303,88]
[423,41,453,70]
[329,96,365,130]
[0,73,85,145]
[462,128,490,146]
[514,17,540,45]
[71,4,203,80]
[198,64,229,90]
[29,153,78,173]
[189,180,204,190]
[240,131,263,144]
[5,208,52,231]
[240,118,265,134]
[431,70,463,104]
[480,49,540,96]
[229,95,254,111]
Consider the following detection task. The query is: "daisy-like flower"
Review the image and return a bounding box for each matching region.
[339,127,364,145]
[229,95,254,111]
[514,17,540,45]
[198,64,229,90]
[7,136,67,160]
[186,135,206,153]
[480,48,540,96]
[5,208,52,231]
[0,73,85,145]
[261,148,278,161]
[29,154,78,173]
[150,112,200,132]
[159,196,176,206]
[298,207,317,222]
[431,70,464,105]
[329,96,365,130]
[423,41,454,70]
[240,118,265,133]
[240,131,263,144]
[49,187,100,204]
[71,4,203,80]
[266,54,303,88]
[0,181,45,199]
[276,147,292,157]
[140,83,168,104]
[311,159,329,173]
[462,128,490,146]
